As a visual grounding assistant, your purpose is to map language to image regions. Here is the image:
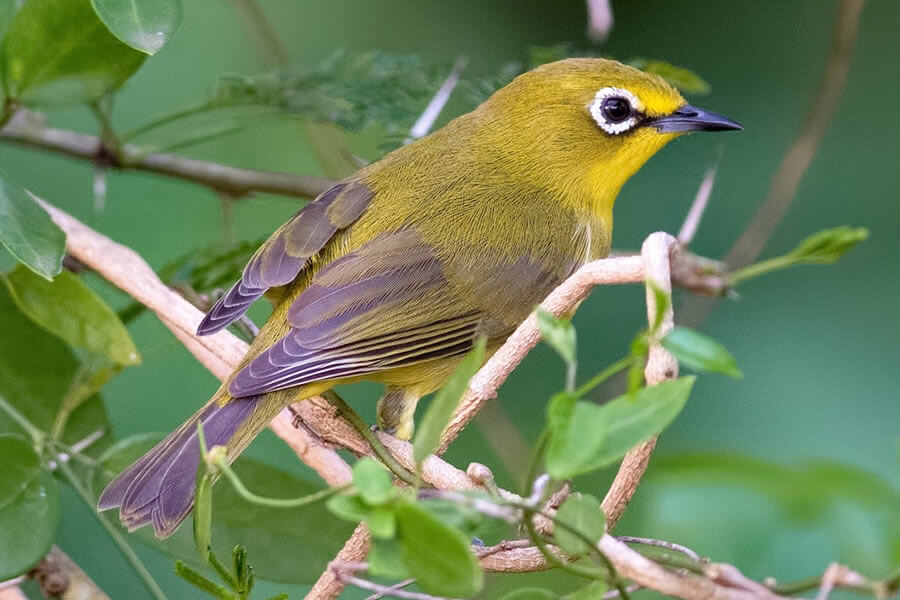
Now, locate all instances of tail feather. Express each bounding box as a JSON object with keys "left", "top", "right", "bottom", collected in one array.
[{"left": 98, "top": 397, "right": 257, "bottom": 538}]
